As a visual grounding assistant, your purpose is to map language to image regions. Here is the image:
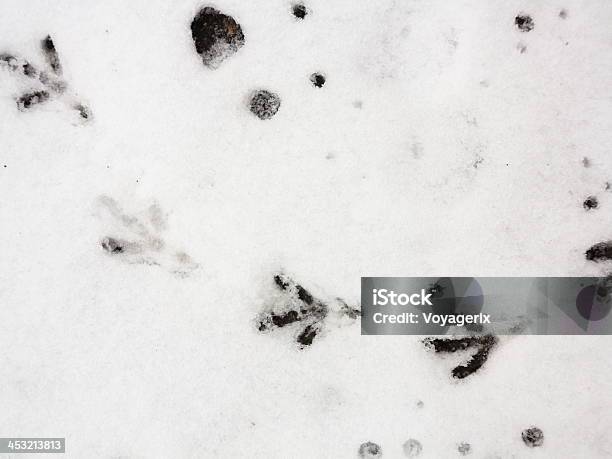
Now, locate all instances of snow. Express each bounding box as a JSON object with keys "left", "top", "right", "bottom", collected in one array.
[{"left": 0, "top": 0, "right": 611, "bottom": 457}]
